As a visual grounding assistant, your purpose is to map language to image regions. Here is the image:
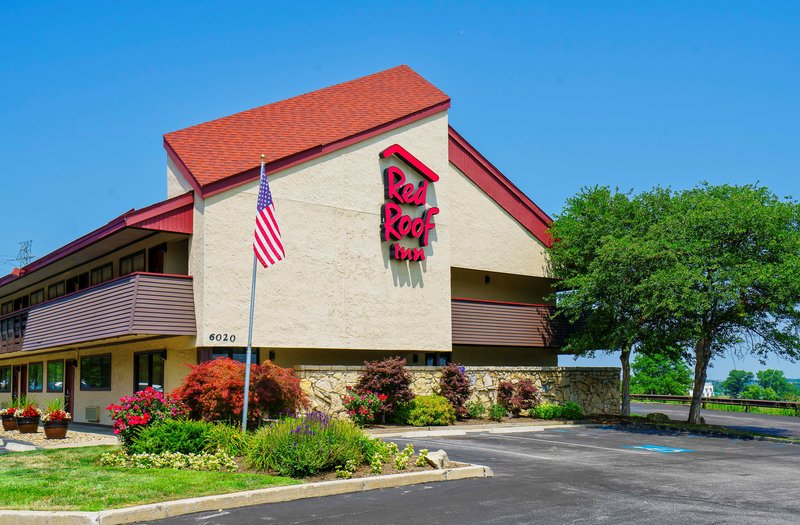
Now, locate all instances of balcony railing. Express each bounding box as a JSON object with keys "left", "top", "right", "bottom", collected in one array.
[
  {"left": 0, "top": 272, "right": 196, "bottom": 354},
  {"left": 451, "top": 298, "right": 567, "bottom": 348}
]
